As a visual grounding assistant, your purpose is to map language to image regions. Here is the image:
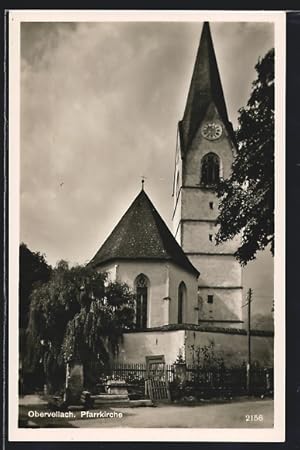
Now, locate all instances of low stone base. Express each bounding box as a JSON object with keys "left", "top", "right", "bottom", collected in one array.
[
  {"left": 92, "top": 394, "right": 129, "bottom": 402},
  {"left": 105, "top": 380, "right": 129, "bottom": 396}
]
